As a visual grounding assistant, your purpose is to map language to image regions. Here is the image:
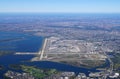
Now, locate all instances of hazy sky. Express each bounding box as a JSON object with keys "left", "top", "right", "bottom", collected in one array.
[{"left": 0, "top": 0, "right": 120, "bottom": 13}]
